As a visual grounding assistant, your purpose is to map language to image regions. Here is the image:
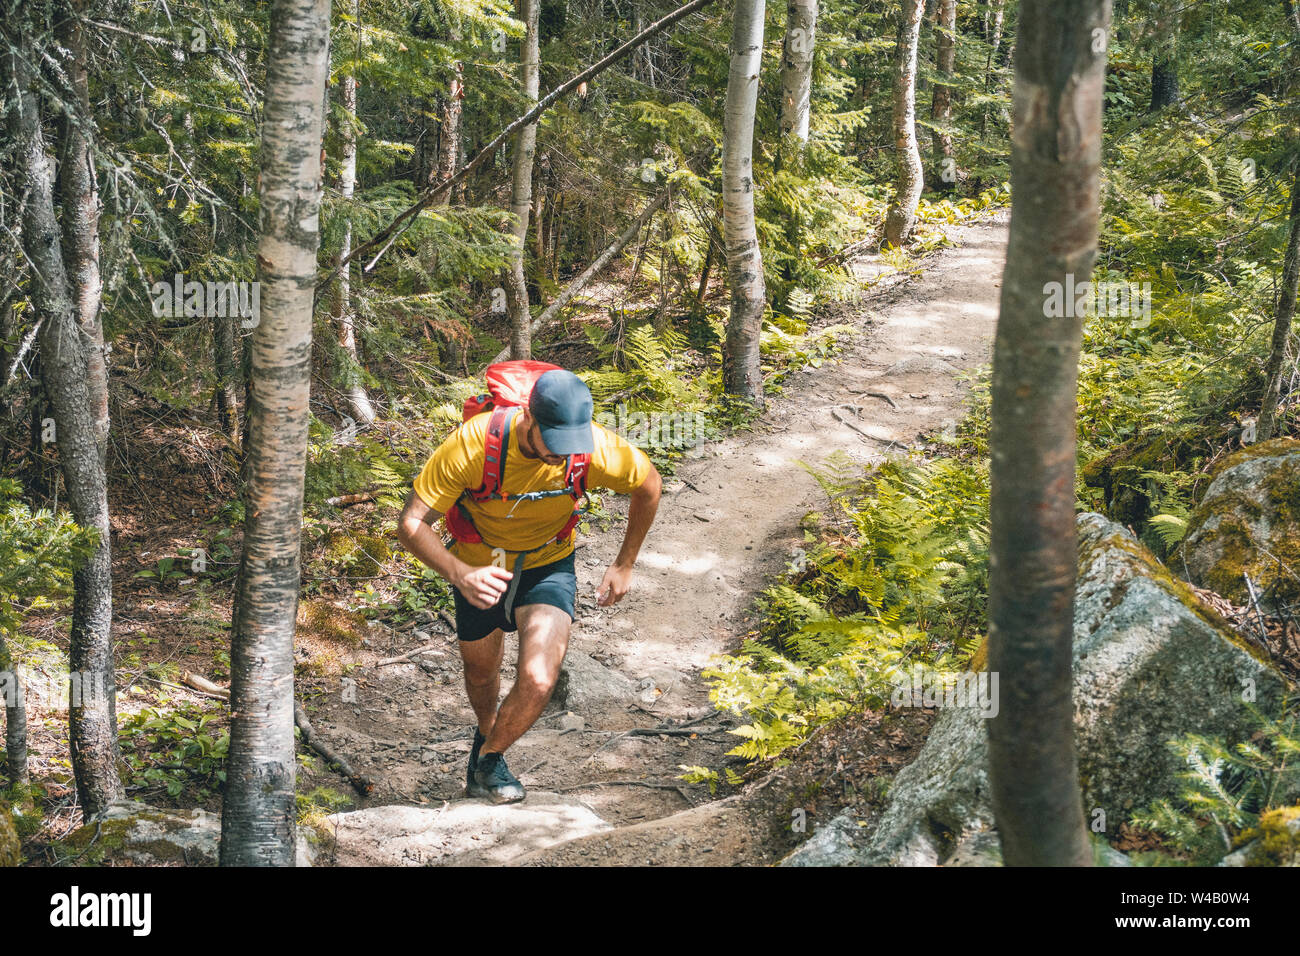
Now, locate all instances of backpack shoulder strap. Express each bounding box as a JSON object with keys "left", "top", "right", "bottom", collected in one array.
[
  {"left": 468, "top": 406, "right": 517, "bottom": 501},
  {"left": 564, "top": 453, "right": 590, "bottom": 499}
]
